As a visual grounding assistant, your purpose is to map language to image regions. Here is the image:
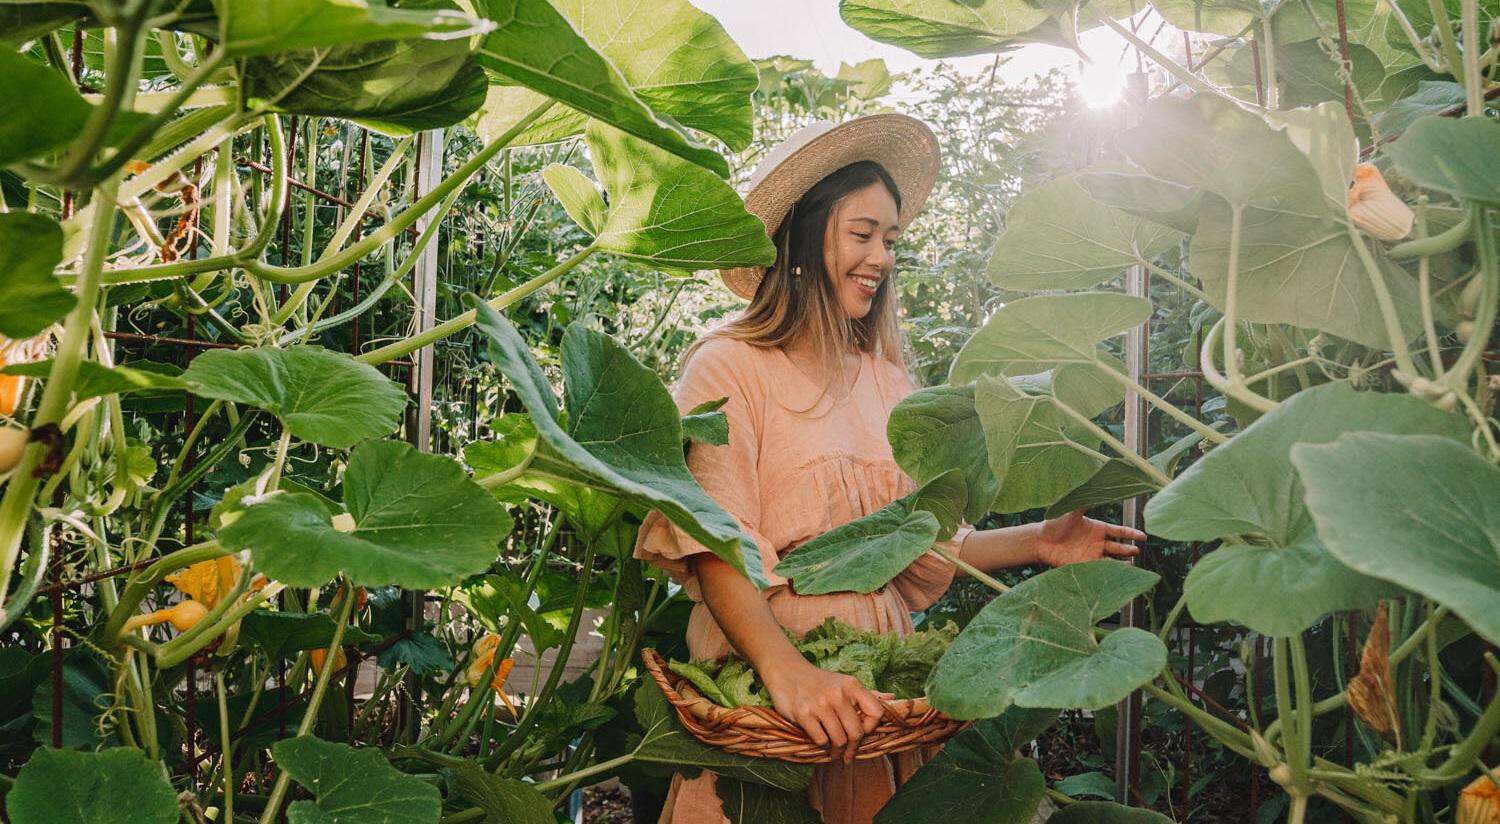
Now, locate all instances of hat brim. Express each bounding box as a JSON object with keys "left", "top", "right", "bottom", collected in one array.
[{"left": 720, "top": 114, "right": 941, "bottom": 301}]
